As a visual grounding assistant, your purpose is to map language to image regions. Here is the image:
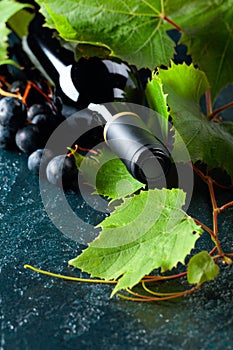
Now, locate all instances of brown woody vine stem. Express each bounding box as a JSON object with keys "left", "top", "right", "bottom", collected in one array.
[
  {"left": 212, "top": 179, "right": 233, "bottom": 190},
  {"left": 208, "top": 101, "right": 233, "bottom": 120},
  {"left": 209, "top": 246, "right": 218, "bottom": 256},
  {"left": 205, "top": 90, "right": 212, "bottom": 115},
  {"left": 117, "top": 284, "right": 202, "bottom": 302},
  {"left": 142, "top": 271, "right": 187, "bottom": 283},
  {"left": 207, "top": 176, "right": 225, "bottom": 256},
  {"left": 192, "top": 164, "right": 207, "bottom": 182},
  {"left": 191, "top": 164, "right": 233, "bottom": 190},
  {"left": 194, "top": 218, "right": 216, "bottom": 241},
  {"left": 219, "top": 201, "right": 233, "bottom": 212},
  {"left": 193, "top": 164, "right": 233, "bottom": 258}
]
